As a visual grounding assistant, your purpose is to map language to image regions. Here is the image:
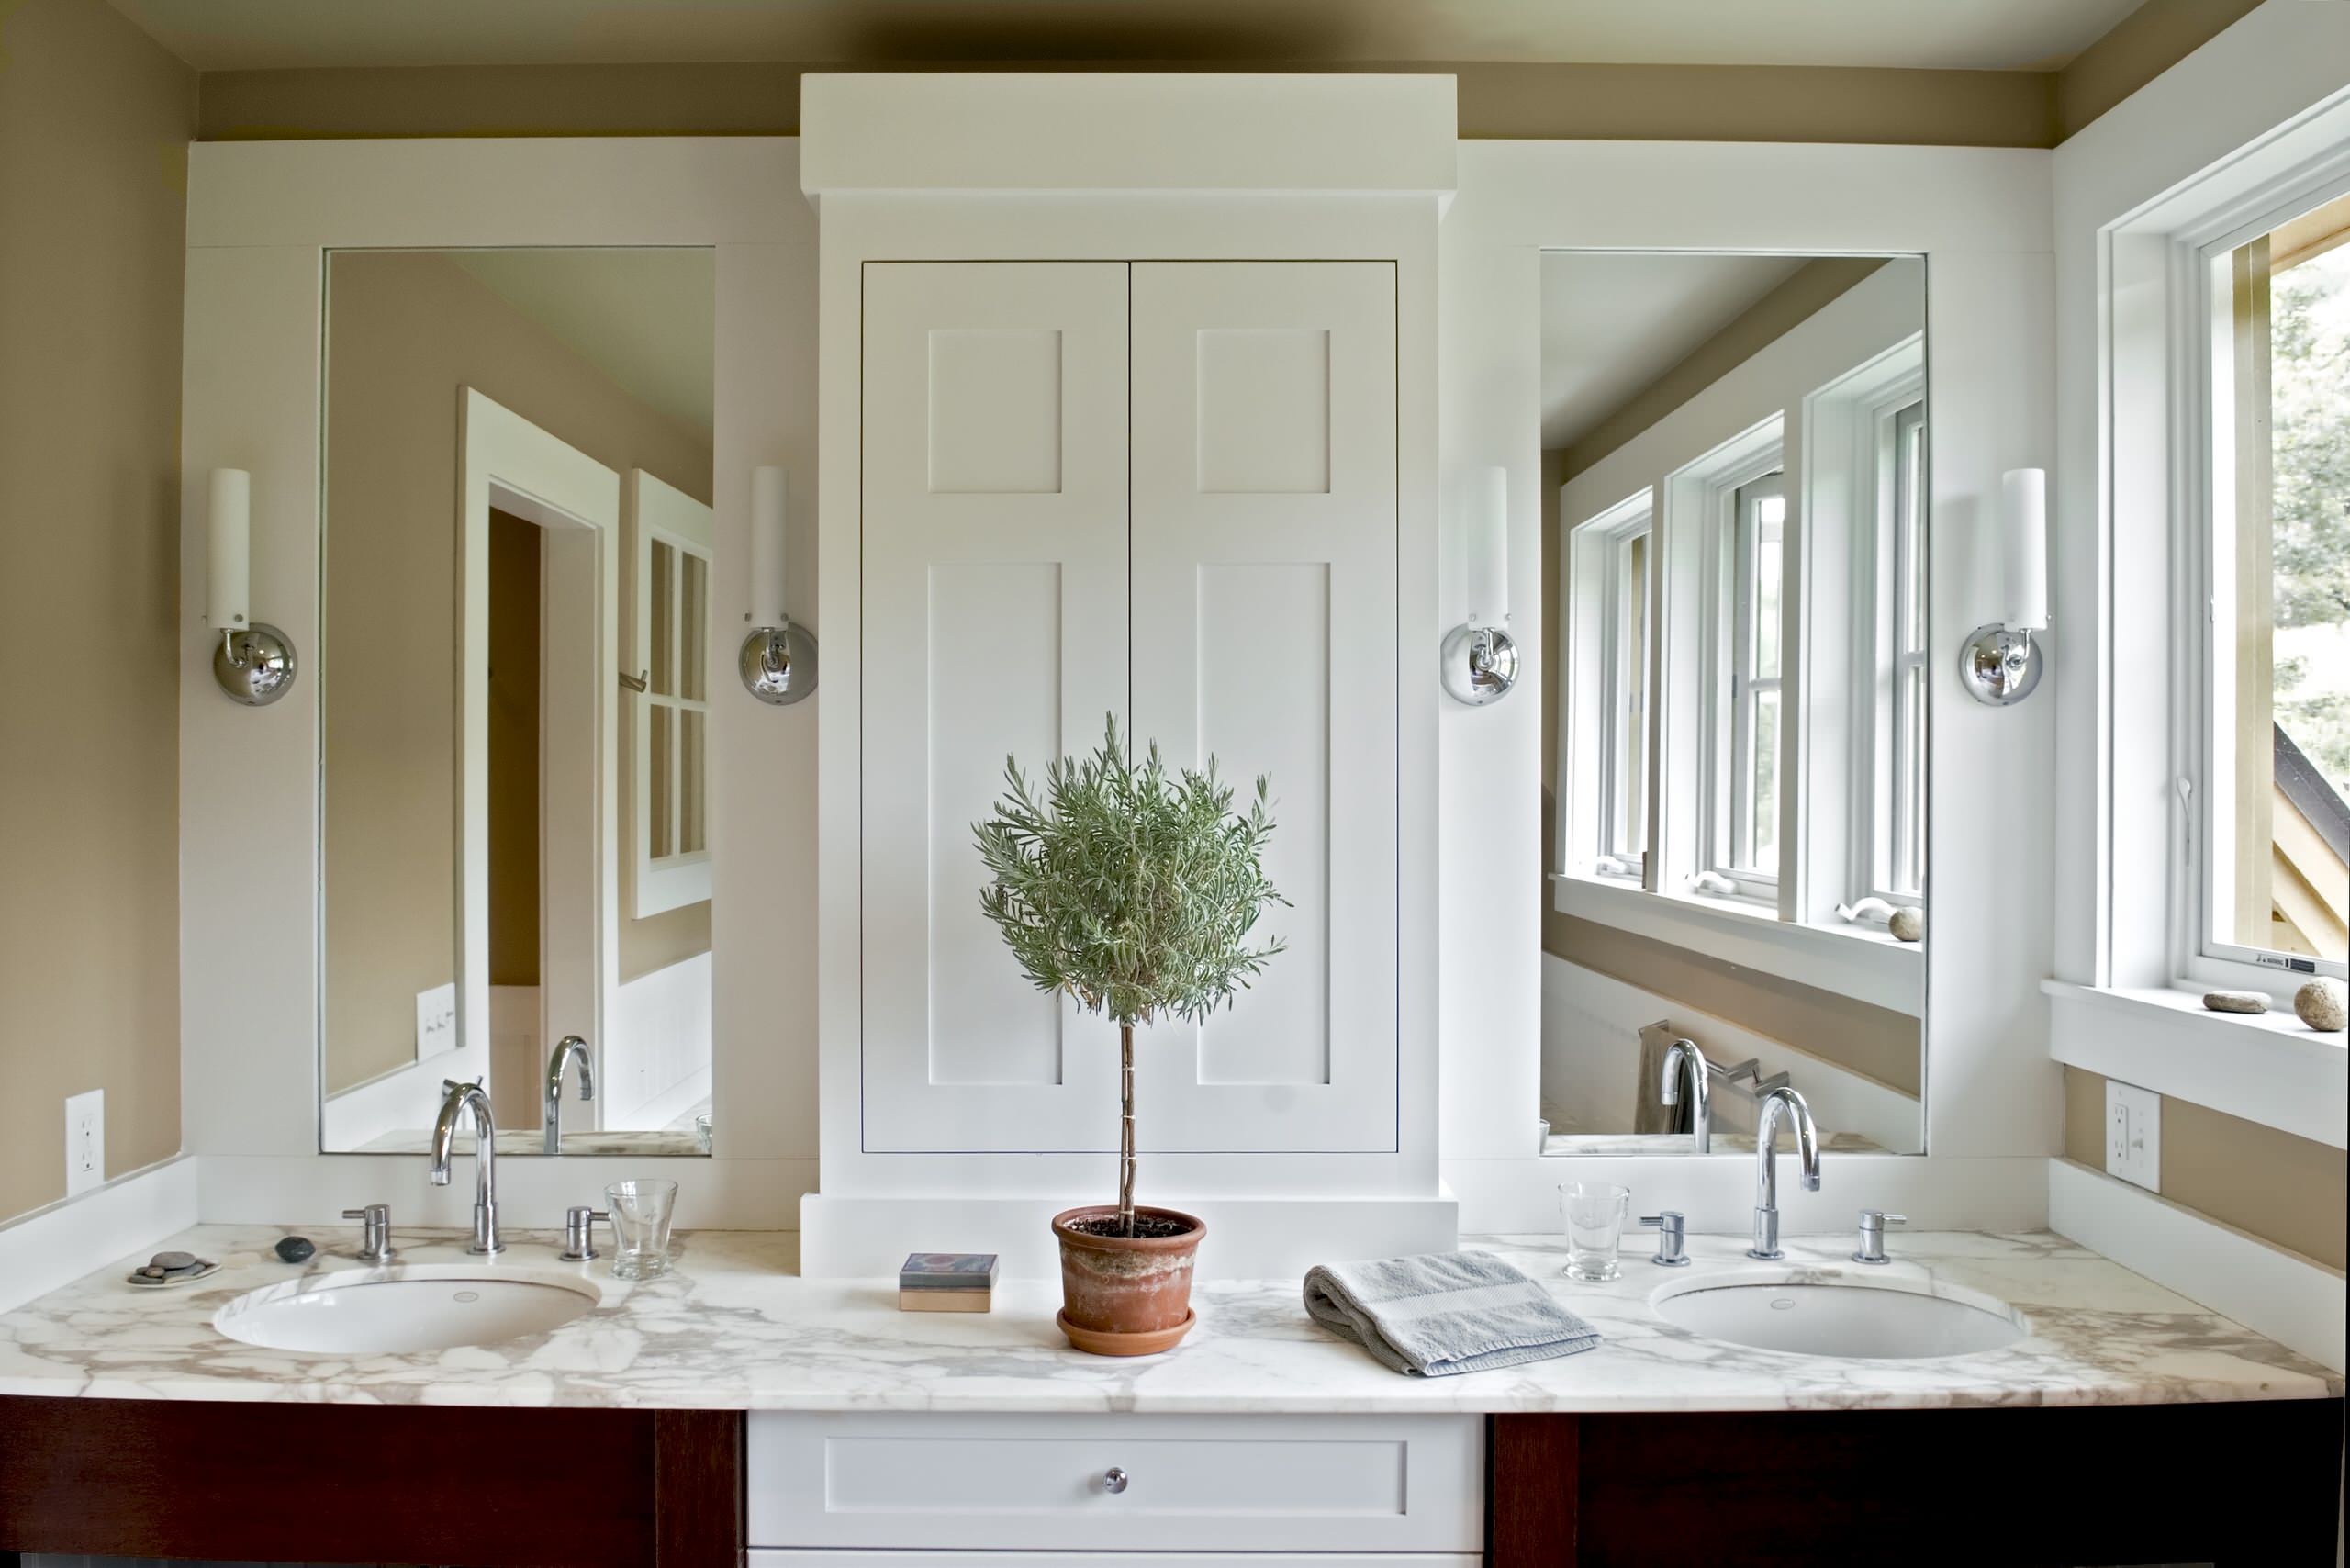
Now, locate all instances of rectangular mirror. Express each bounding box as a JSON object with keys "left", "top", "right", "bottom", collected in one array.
[
  {"left": 319, "top": 247, "right": 717, "bottom": 1156},
  {"left": 1541, "top": 252, "right": 1927, "bottom": 1156}
]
